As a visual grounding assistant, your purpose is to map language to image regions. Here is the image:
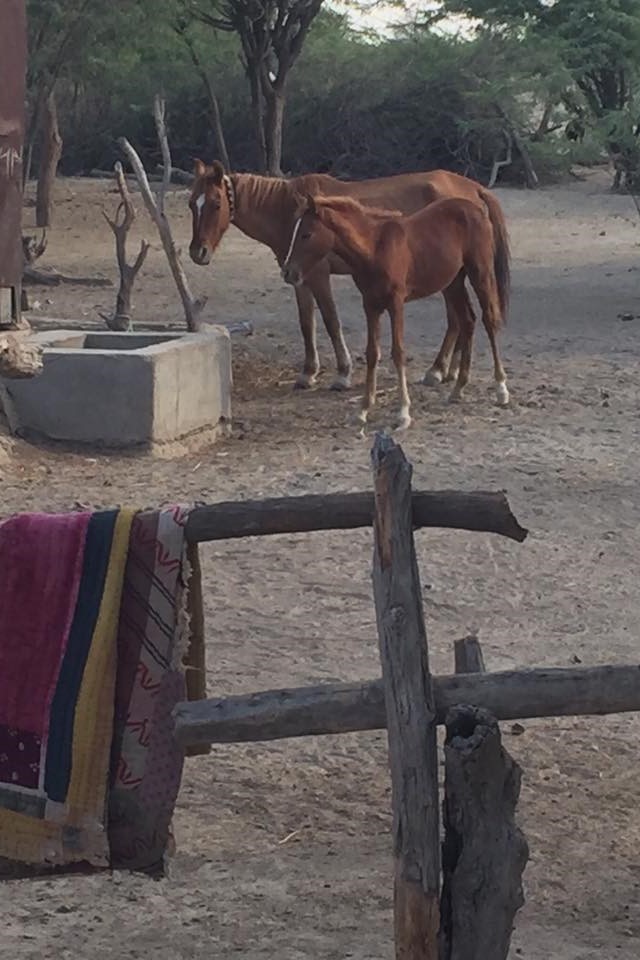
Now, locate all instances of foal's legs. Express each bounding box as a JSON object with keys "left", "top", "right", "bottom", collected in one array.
[
  {"left": 466, "top": 262, "right": 509, "bottom": 406},
  {"left": 306, "top": 260, "right": 353, "bottom": 391},
  {"left": 357, "top": 305, "right": 382, "bottom": 429},
  {"left": 293, "top": 283, "right": 320, "bottom": 388},
  {"left": 389, "top": 296, "right": 412, "bottom": 429}
]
